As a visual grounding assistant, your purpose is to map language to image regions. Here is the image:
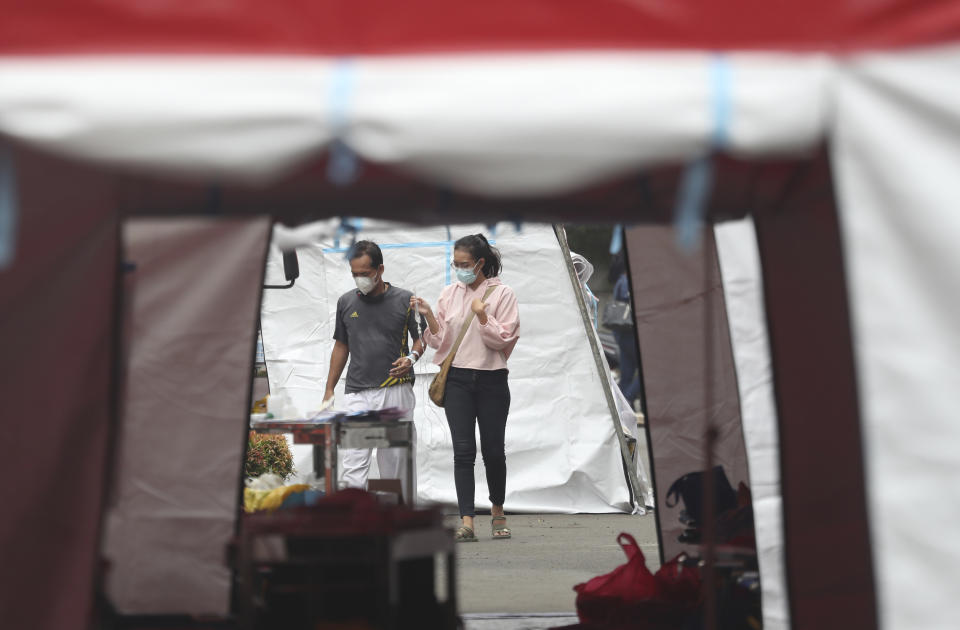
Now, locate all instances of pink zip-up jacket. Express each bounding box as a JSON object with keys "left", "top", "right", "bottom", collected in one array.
[{"left": 422, "top": 277, "right": 520, "bottom": 370}]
